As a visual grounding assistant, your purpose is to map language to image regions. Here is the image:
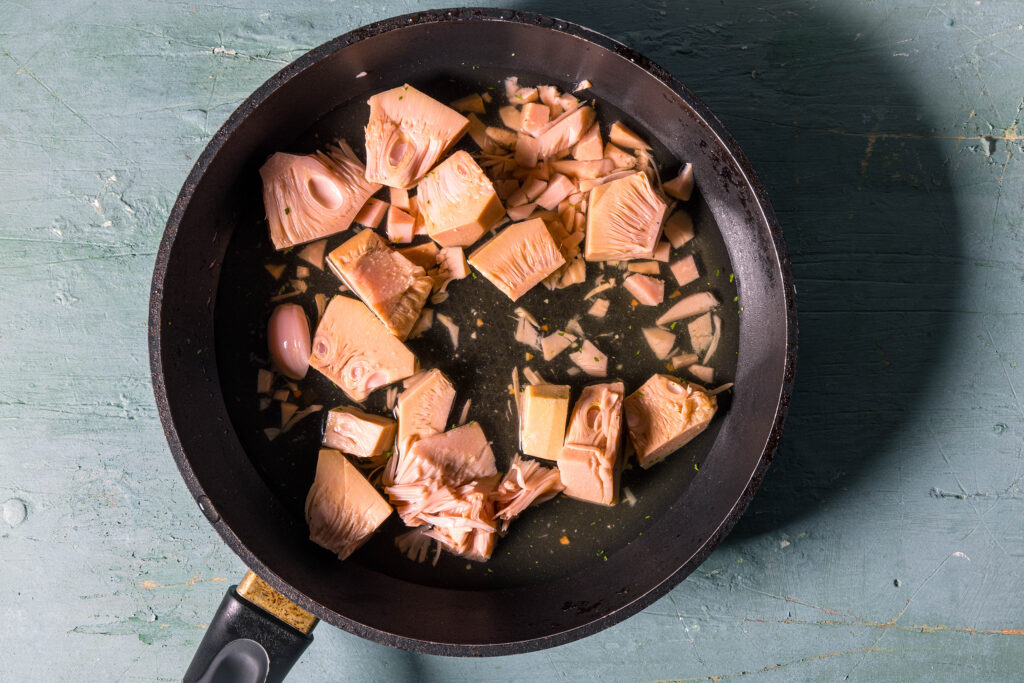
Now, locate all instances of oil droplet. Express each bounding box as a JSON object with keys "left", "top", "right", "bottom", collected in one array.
[
  {"left": 3, "top": 498, "right": 27, "bottom": 527},
  {"left": 994, "top": 423, "right": 1007, "bottom": 434}
]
